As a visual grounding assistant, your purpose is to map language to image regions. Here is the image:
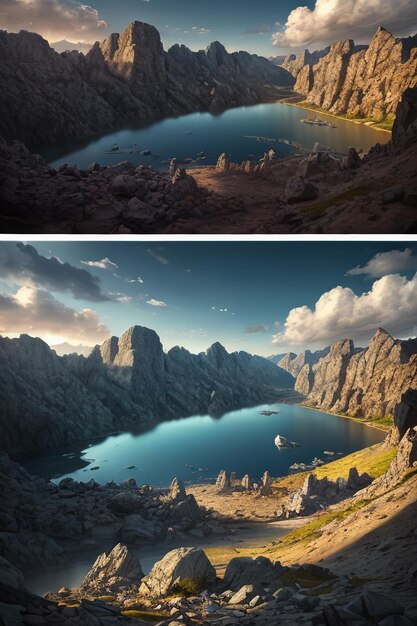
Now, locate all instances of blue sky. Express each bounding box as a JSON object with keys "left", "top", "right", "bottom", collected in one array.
[
  {"left": 4, "top": 0, "right": 417, "bottom": 57},
  {"left": 1, "top": 241, "right": 417, "bottom": 357}
]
